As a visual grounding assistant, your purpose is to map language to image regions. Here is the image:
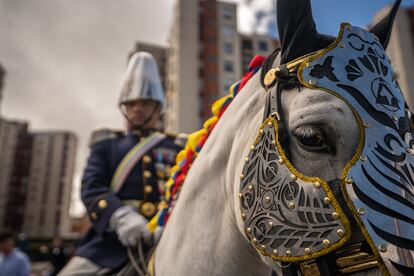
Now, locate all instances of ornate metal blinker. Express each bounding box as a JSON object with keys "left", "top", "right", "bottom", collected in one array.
[{"left": 239, "top": 114, "right": 349, "bottom": 262}]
